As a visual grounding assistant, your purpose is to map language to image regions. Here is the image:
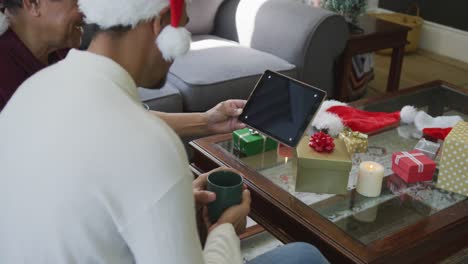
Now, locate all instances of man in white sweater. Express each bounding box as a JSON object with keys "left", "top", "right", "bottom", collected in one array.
[{"left": 0, "top": 0, "right": 328, "bottom": 263}]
